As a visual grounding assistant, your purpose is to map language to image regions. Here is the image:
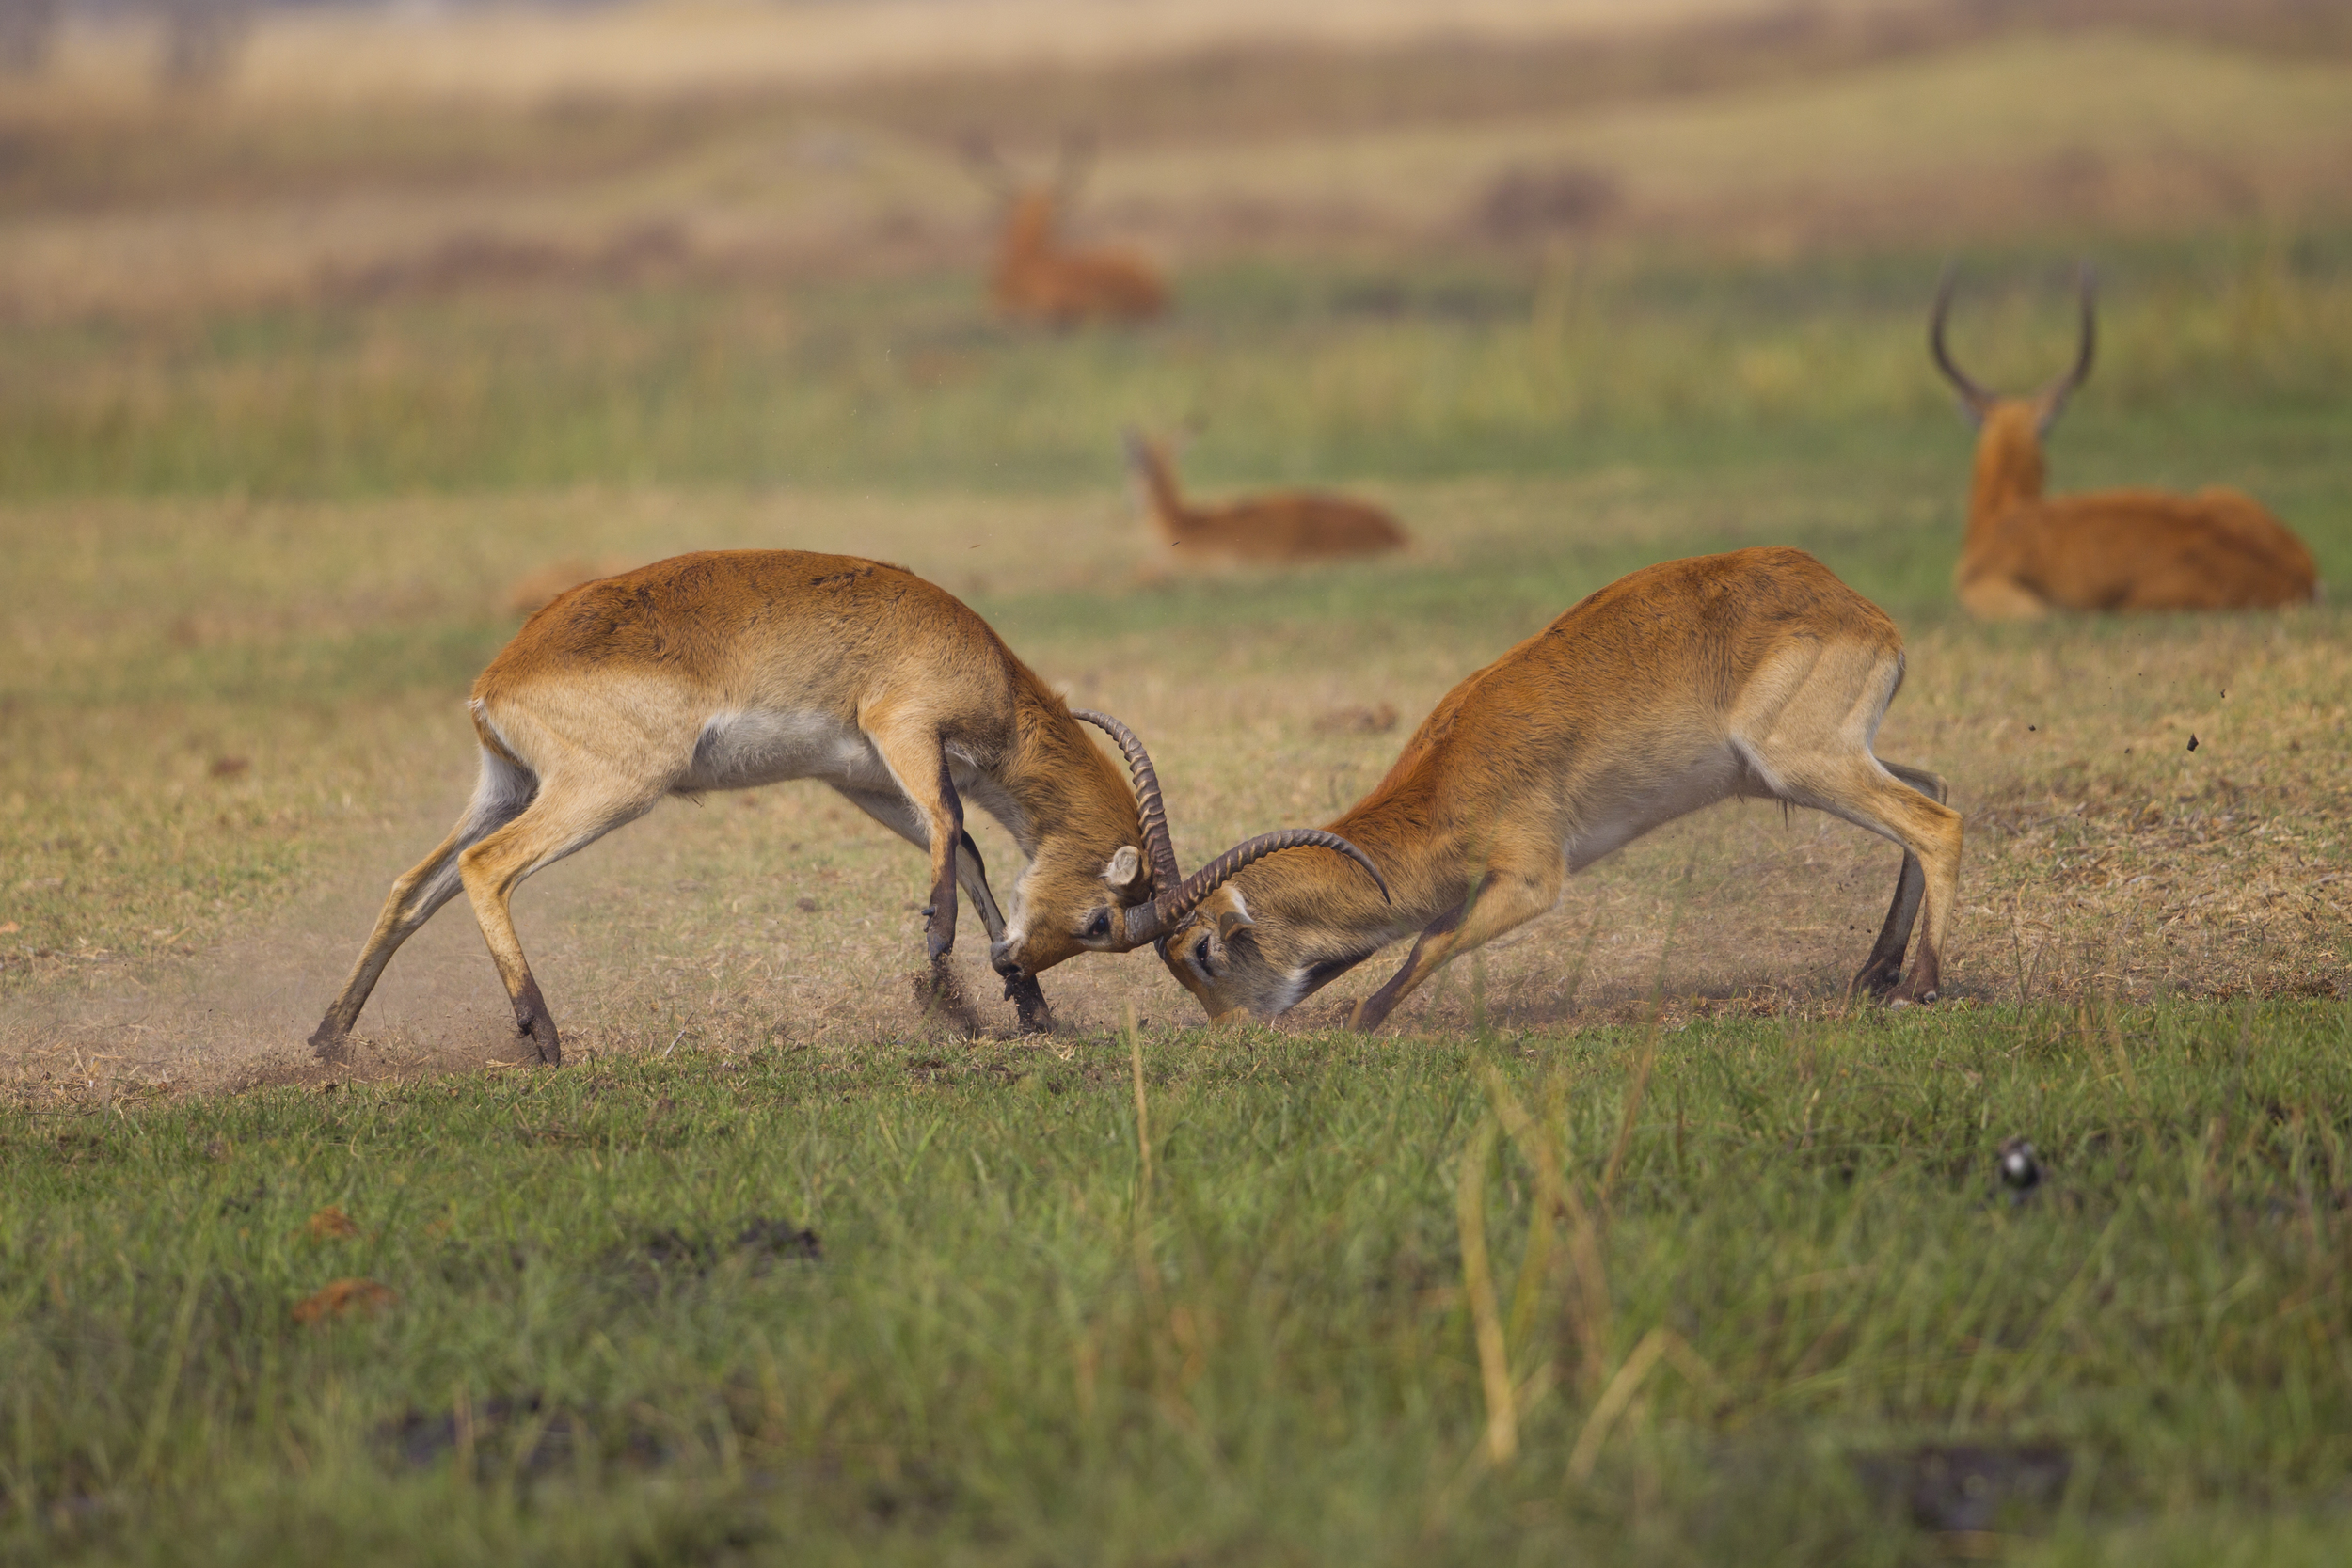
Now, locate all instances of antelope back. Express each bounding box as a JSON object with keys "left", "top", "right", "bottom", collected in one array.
[{"left": 473, "top": 551, "right": 1152, "bottom": 973}]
